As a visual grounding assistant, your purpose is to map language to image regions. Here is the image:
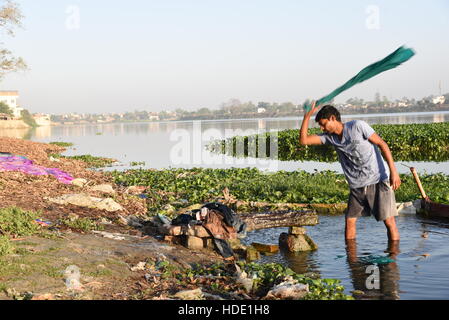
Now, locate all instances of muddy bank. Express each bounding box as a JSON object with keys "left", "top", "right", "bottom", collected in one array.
[{"left": 0, "top": 137, "right": 353, "bottom": 300}]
